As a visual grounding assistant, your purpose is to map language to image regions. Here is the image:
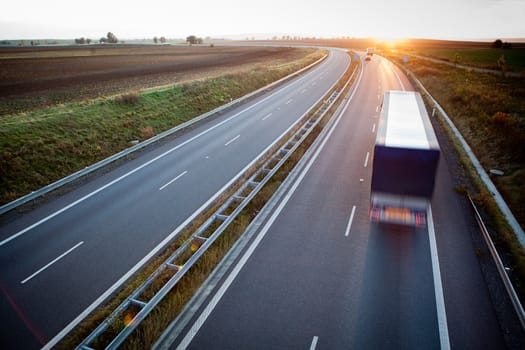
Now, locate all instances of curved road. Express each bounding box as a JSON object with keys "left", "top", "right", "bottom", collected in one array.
[
  {"left": 158, "top": 55, "right": 517, "bottom": 349},
  {"left": 0, "top": 48, "right": 350, "bottom": 349}
]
